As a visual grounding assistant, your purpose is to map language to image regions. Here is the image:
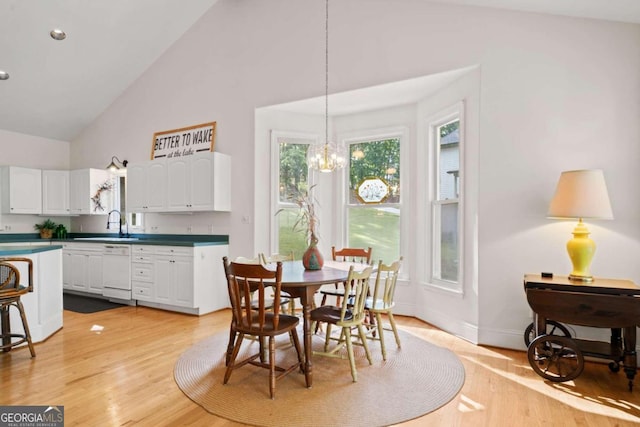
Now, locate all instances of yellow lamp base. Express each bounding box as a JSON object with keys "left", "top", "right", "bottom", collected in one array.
[{"left": 566, "top": 219, "right": 596, "bottom": 283}]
